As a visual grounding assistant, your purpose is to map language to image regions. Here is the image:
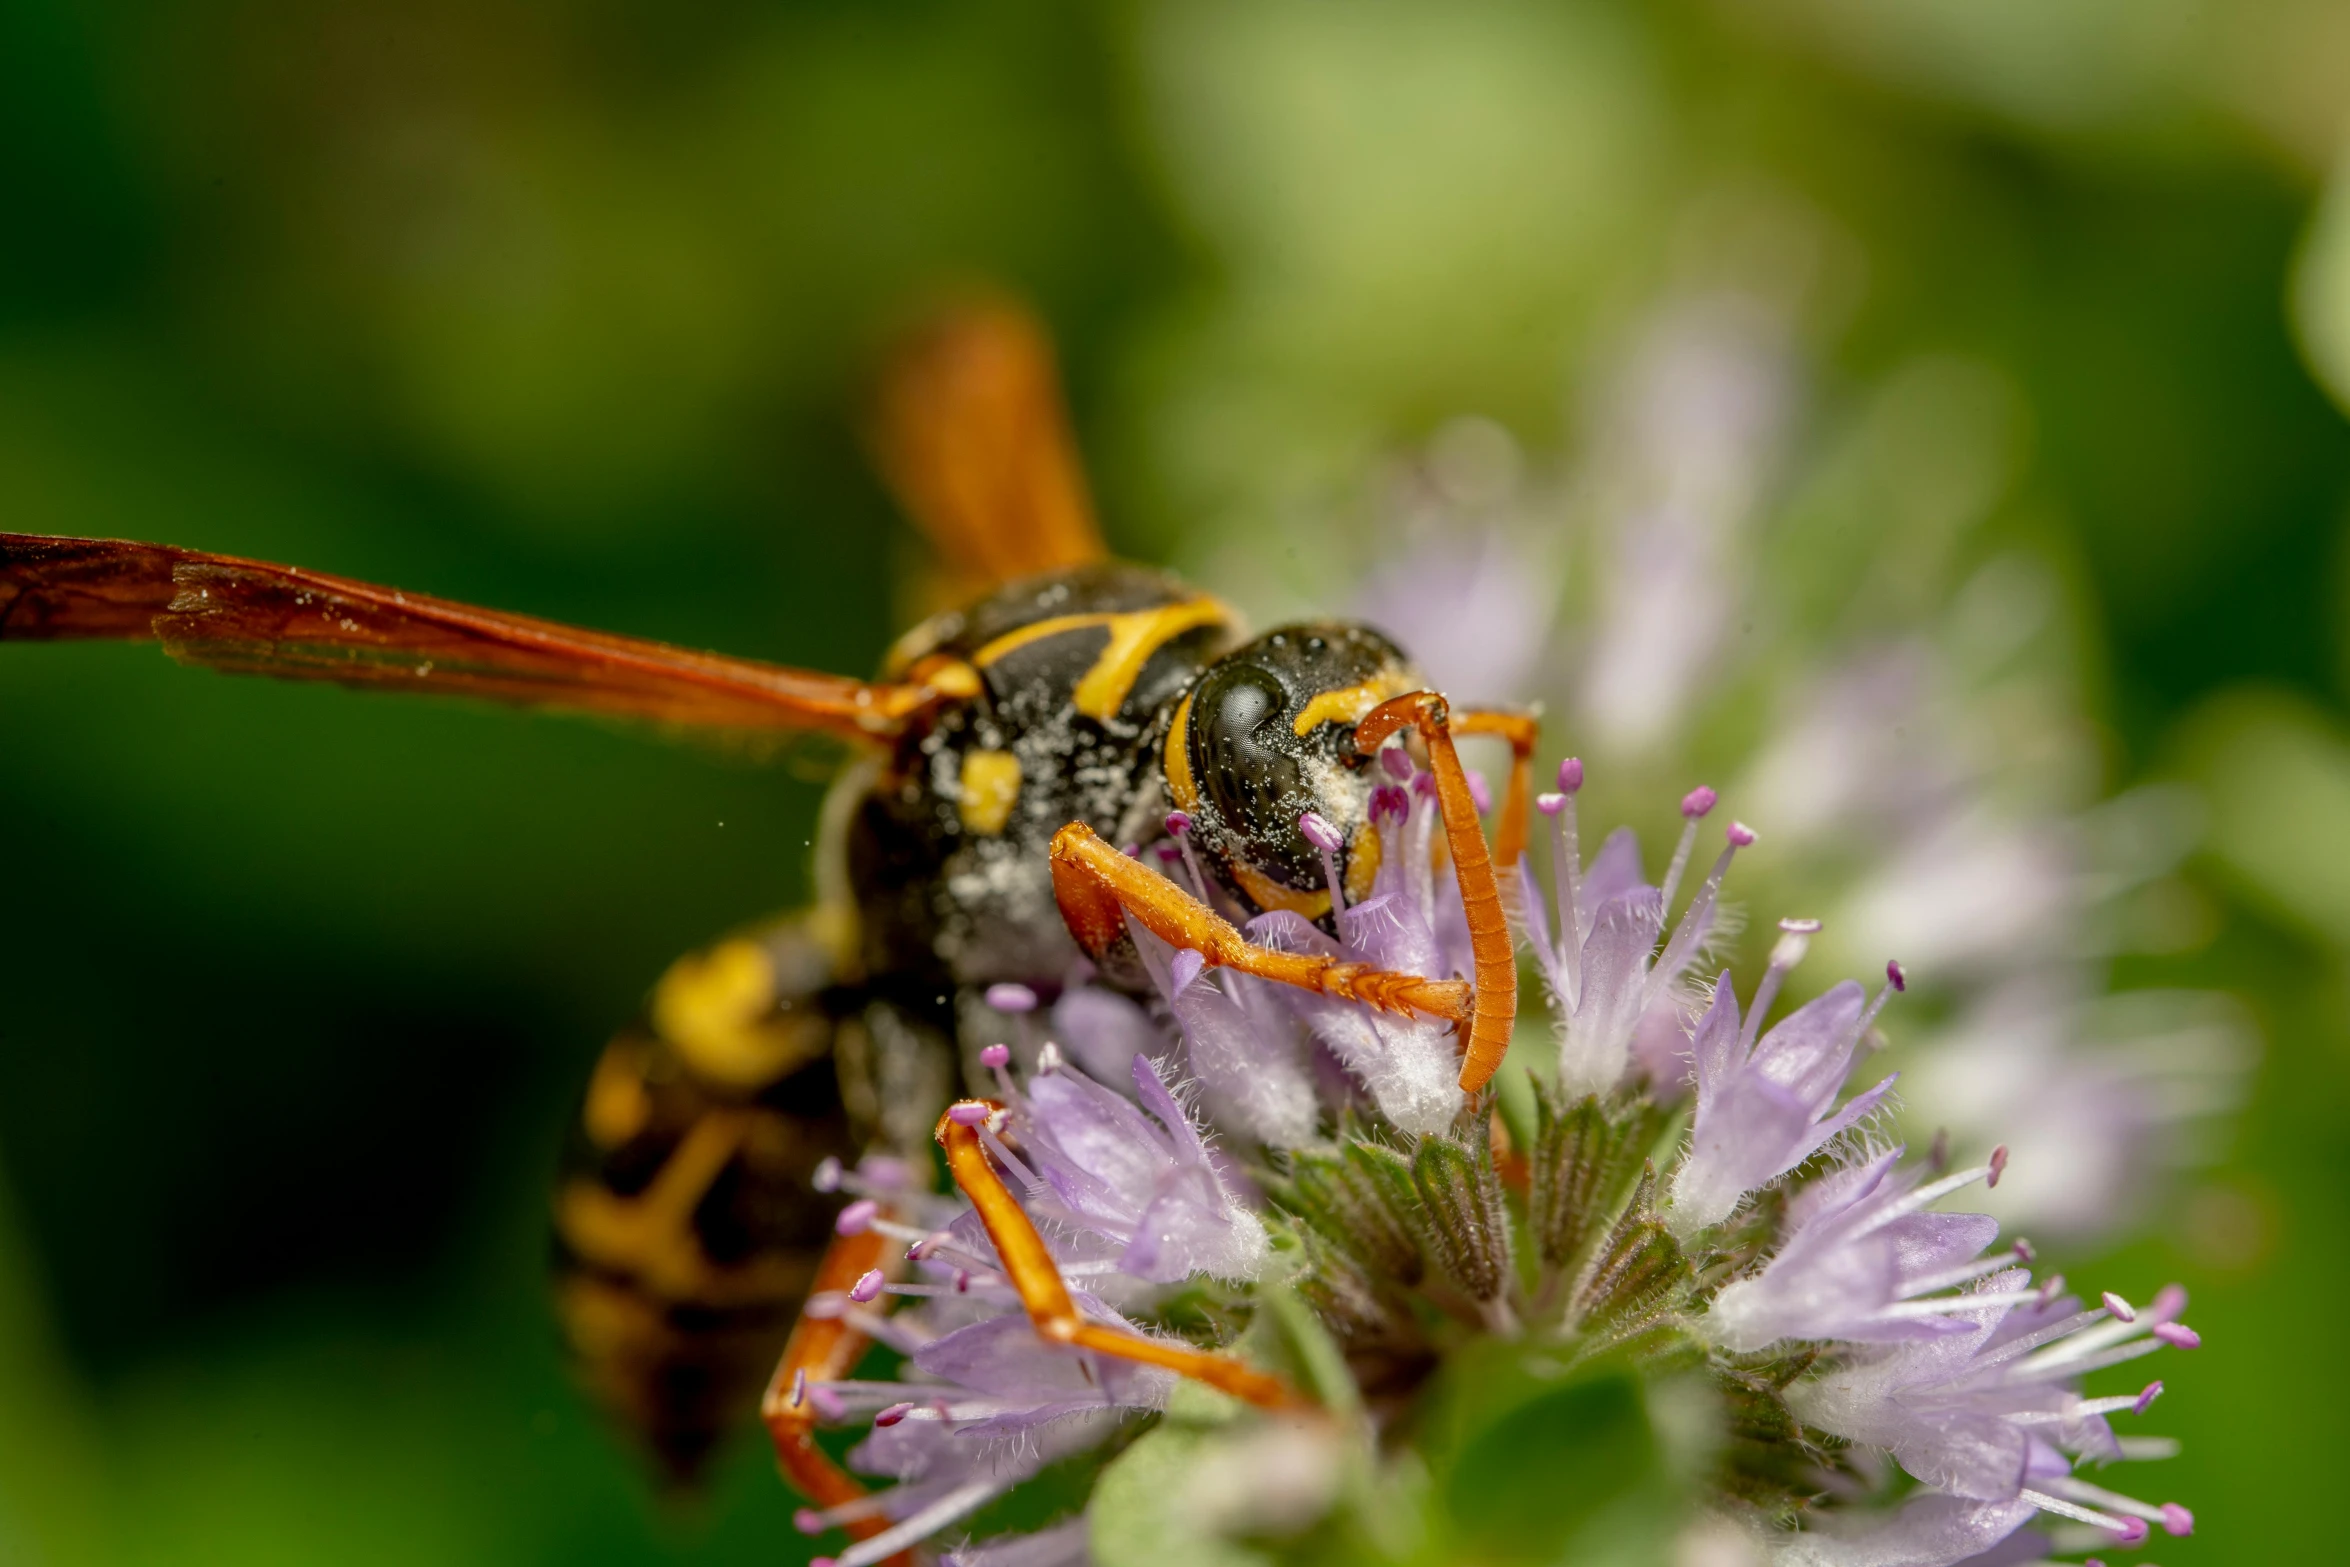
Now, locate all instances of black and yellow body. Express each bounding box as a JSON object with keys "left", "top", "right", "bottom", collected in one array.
[
  {"left": 552, "top": 560, "right": 1249, "bottom": 1483},
  {"left": 547, "top": 558, "right": 1449, "bottom": 1483}
]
